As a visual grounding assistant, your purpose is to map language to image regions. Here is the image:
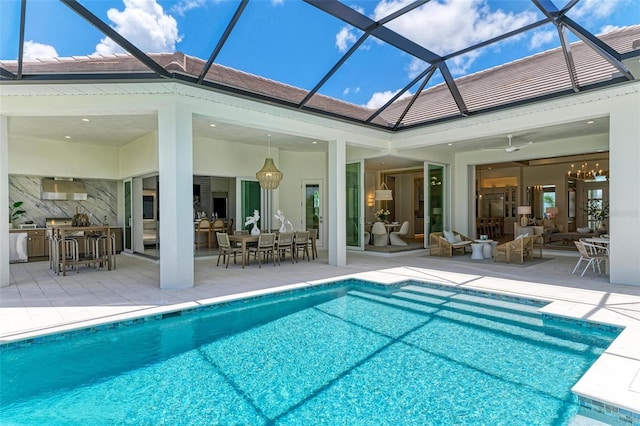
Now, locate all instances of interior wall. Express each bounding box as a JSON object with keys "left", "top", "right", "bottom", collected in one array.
[
  {"left": 119, "top": 132, "right": 157, "bottom": 179},
  {"left": 278, "top": 150, "right": 327, "bottom": 234}
]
